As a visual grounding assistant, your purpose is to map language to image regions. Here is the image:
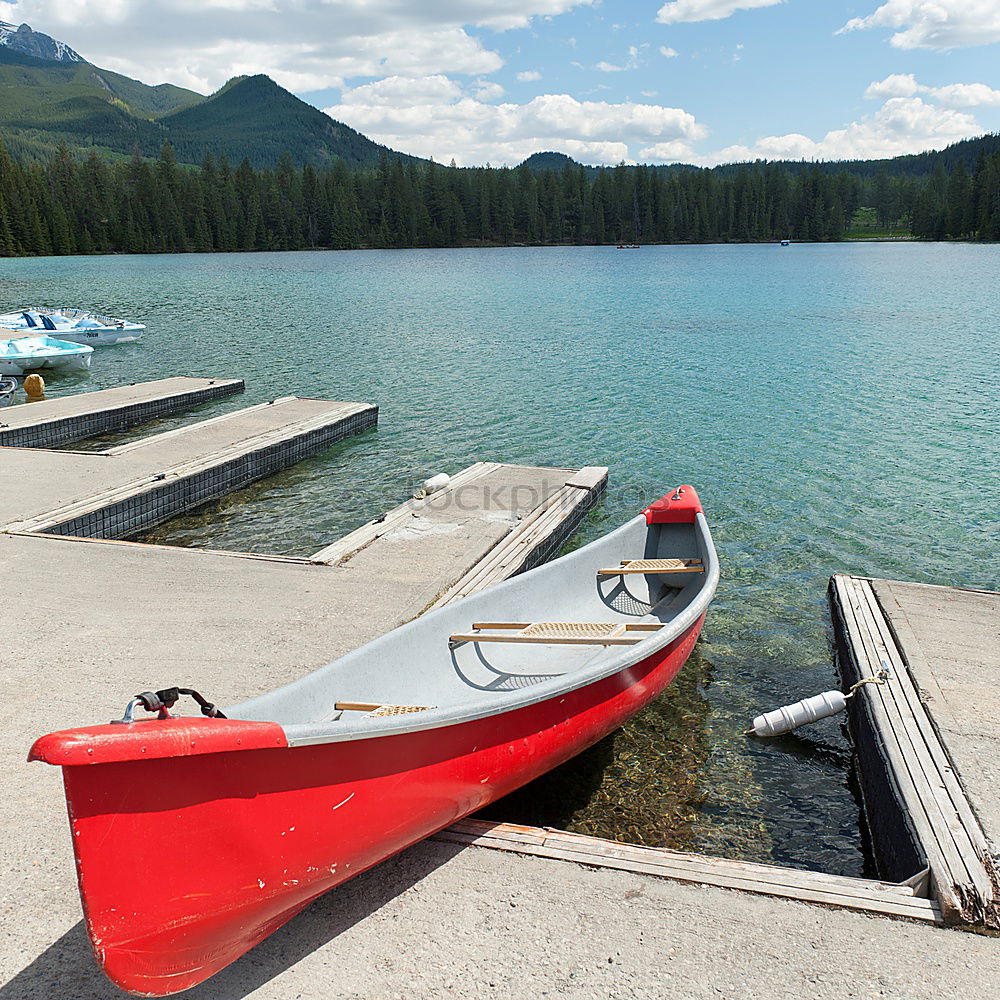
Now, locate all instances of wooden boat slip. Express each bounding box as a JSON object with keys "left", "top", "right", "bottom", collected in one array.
[{"left": 434, "top": 819, "right": 943, "bottom": 925}]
